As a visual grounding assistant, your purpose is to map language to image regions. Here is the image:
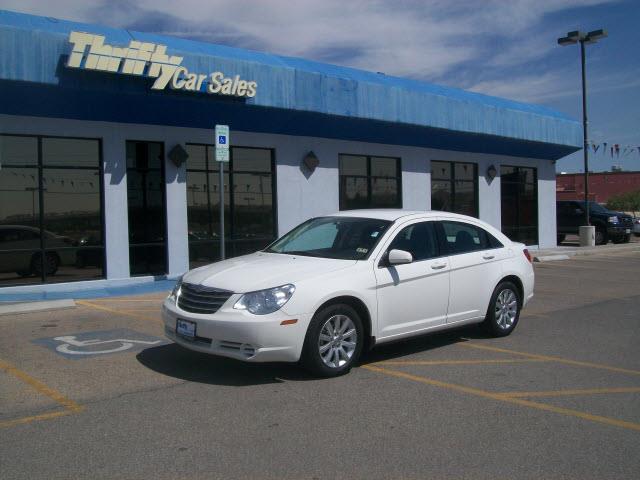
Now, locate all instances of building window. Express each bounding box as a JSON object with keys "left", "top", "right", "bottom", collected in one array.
[
  {"left": 501, "top": 166, "right": 538, "bottom": 245},
  {"left": 339, "top": 155, "right": 401, "bottom": 210},
  {"left": 431, "top": 161, "right": 478, "bottom": 217},
  {"left": 186, "top": 145, "right": 276, "bottom": 269},
  {"left": 0, "top": 134, "right": 104, "bottom": 287},
  {"left": 126, "top": 141, "right": 167, "bottom": 276}
]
